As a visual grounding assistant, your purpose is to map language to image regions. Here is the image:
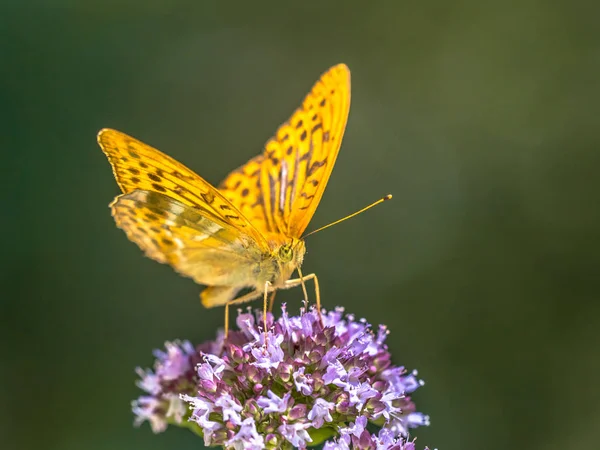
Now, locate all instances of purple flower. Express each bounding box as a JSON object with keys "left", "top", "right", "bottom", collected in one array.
[
  {"left": 135, "top": 368, "right": 161, "bottom": 395},
  {"left": 131, "top": 396, "right": 166, "bottom": 433},
  {"left": 227, "top": 418, "right": 264, "bottom": 450},
  {"left": 308, "top": 398, "right": 335, "bottom": 428},
  {"left": 278, "top": 422, "right": 313, "bottom": 448},
  {"left": 248, "top": 332, "right": 284, "bottom": 371},
  {"left": 154, "top": 340, "right": 195, "bottom": 380},
  {"left": 132, "top": 305, "right": 430, "bottom": 449},
  {"left": 257, "top": 390, "right": 291, "bottom": 414},
  {"left": 131, "top": 340, "right": 199, "bottom": 433},
  {"left": 293, "top": 366, "right": 314, "bottom": 395},
  {"left": 214, "top": 393, "right": 243, "bottom": 425}
]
